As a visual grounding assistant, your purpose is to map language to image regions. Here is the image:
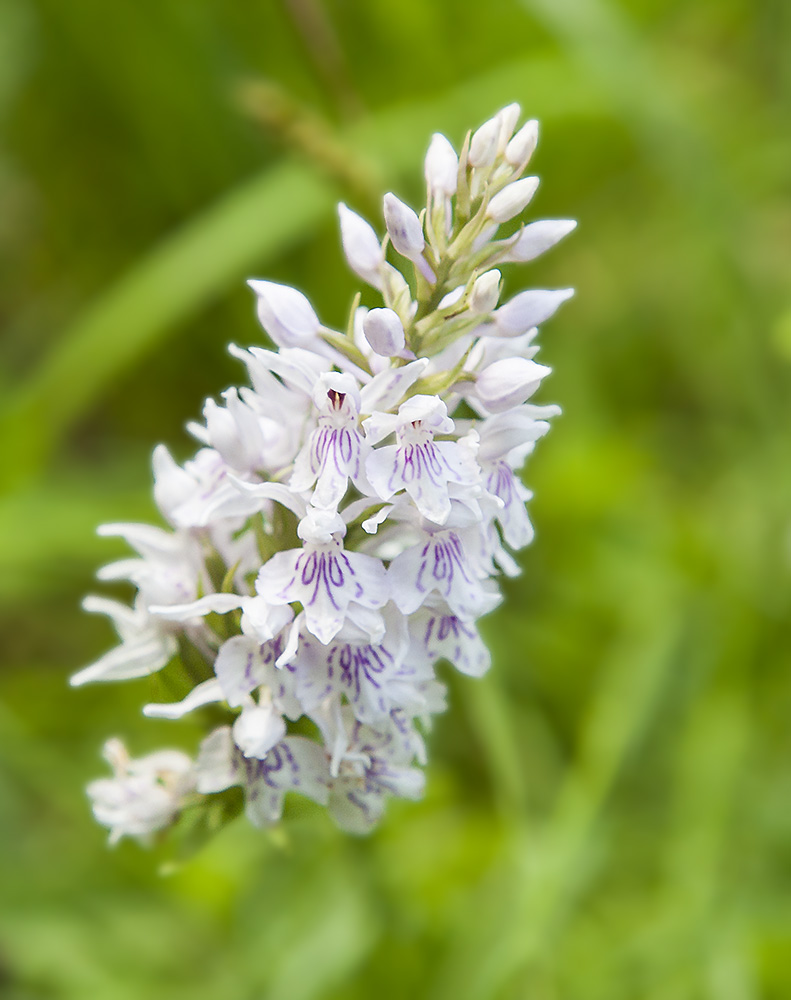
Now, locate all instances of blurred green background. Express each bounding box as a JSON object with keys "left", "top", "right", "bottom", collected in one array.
[{"left": 1, "top": 0, "right": 790, "bottom": 997}]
